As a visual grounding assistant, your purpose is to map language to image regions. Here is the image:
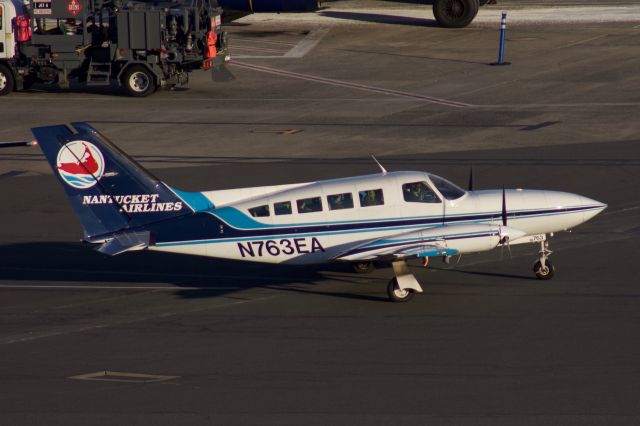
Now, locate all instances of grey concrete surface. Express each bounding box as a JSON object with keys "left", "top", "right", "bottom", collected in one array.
[{"left": 1, "top": 13, "right": 639, "bottom": 426}]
